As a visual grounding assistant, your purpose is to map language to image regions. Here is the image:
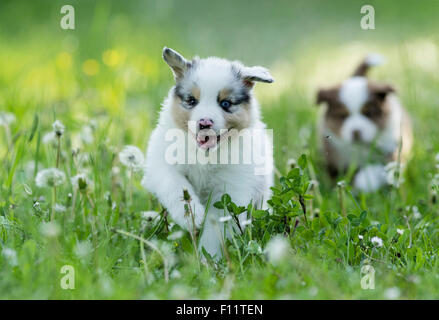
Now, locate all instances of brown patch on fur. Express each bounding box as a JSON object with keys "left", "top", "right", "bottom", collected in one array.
[
  {"left": 218, "top": 88, "right": 232, "bottom": 102},
  {"left": 360, "top": 99, "right": 389, "bottom": 129},
  {"left": 224, "top": 101, "right": 252, "bottom": 131},
  {"left": 316, "top": 87, "right": 339, "bottom": 105},
  {"left": 191, "top": 87, "right": 200, "bottom": 101},
  {"left": 361, "top": 82, "right": 394, "bottom": 129},
  {"left": 171, "top": 96, "right": 190, "bottom": 131},
  {"left": 323, "top": 102, "right": 349, "bottom": 137},
  {"left": 317, "top": 86, "right": 348, "bottom": 138}
]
